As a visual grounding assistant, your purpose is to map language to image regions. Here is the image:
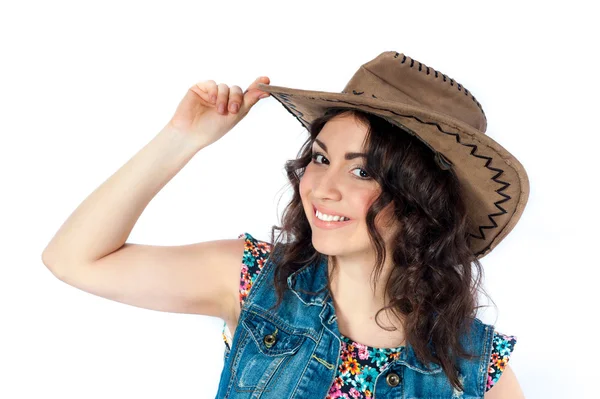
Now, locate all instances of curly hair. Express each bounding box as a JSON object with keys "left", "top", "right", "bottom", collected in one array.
[{"left": 266, "top": 107, "right": 495, "bottom": 391}]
